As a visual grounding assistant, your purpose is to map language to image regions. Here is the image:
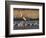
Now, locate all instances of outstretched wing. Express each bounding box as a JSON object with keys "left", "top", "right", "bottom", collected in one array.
[{"left": 23, "top": 17, "right": 26, "bottom": 21}]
